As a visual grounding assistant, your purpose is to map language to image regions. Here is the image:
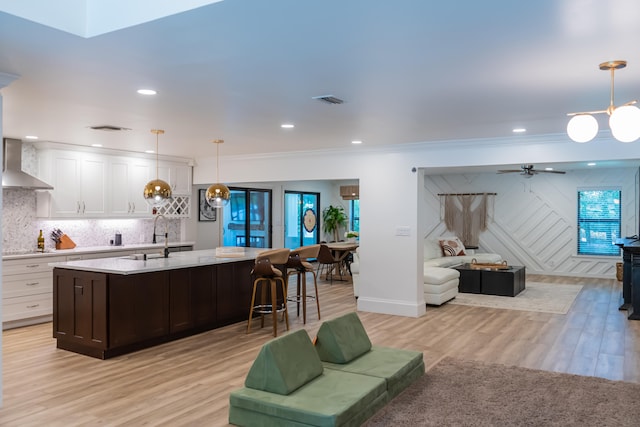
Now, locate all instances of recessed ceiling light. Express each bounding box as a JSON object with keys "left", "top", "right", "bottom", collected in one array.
[
  {"left": 512, "top": 128, "right": 526, "bottom": 133},
  {"left": 145, "top": 150, "right": 155, "bottom": 154},
  {"left": 544, "top": 167, "right": 554, "bottom": 171},
  {"left": 351, "top": 140, "right": 363, "bottom": 144},
  {"left": 587, "top": 162, "right": 596, "bottom": 166},
  {"left": 91, "top": 144, "right": 103, "bottom": 148},
  {"left": 25, "top": 135, "right": 38, "bottom": 140},
  {"left": 137, "top": 89, "right": 157, "bottom": 95},
  {"left": 281, "top": 124, "right": 294, "bottom": 129}
]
